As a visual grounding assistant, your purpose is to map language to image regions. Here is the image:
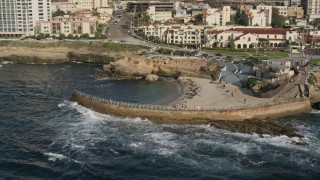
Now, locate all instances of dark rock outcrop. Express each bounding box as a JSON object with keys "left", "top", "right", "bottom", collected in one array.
[
  {"left": 67, "top": 52, "right": 115, "bottom": 64},
  {"left": 209, "top": 119, "right": 303, "bottom": 138},
  {"left": 1, "top": 55, "right": 68, "bottom": 64}
]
